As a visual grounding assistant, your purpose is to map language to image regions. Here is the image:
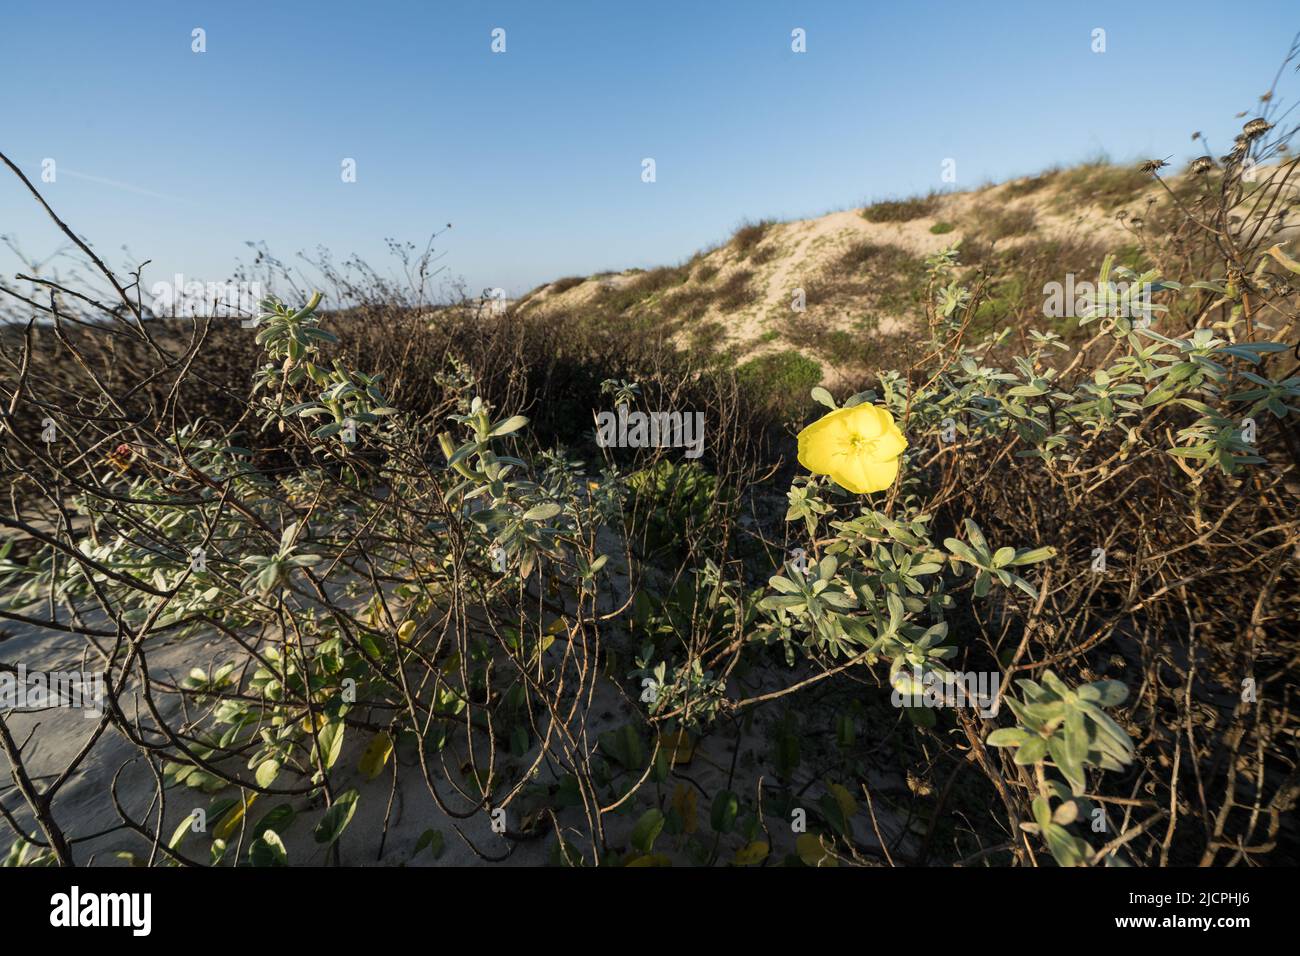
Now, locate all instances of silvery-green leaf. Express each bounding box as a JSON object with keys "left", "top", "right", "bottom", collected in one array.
[
  {"left": 810, "top": 386, "right": 836, "bottom": 409},
  {"left": 986, "top": 728, "right": 1029, "bottom": 748},
  {"left": 1010, "top": 546, "right": 1055, "bottom": 566},
  {"left": 489, "top": 415, "right": 529, "bottom": 438},
  {"left": 1014, "top": 736, "right": 1048, "bottom": 765},
  {"left": 523, "top": 502, "right": 562, "bottom": 521}
]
